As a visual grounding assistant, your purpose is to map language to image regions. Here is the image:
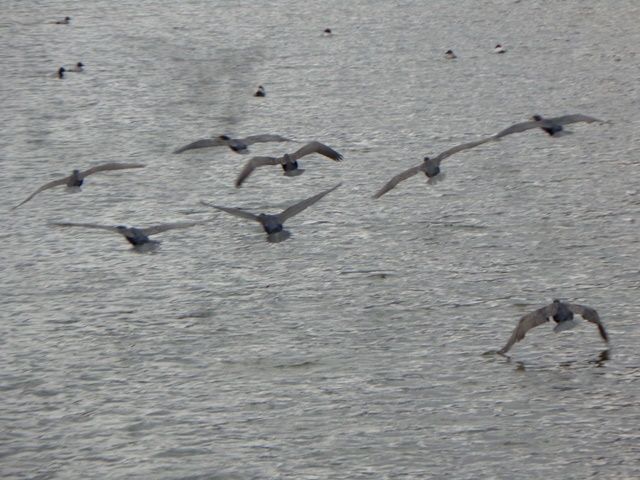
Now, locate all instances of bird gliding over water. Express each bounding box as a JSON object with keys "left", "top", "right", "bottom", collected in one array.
[
  {"left": 498, "top": 300, "right": 609, "bottom": 355},
  {"left": 373, "top": 137, "right": 494, "bottom": 198},
  {"left": 202, "top": 183, "right": 341, "bottom": 242},
  {"left": 493, "top": 114, "right": 605, "bottom": 139},
  {"left": 173, "top": 134, "right": 290, "bottom": 154},
  {"left": 12, "top": 162, "right": 146, "bottom": 210},
  {"left": 50, "top": 220, "right": 211, "bottom": 250},
  {"left": 235, "top": 141, "right": 343, "bottom": 187}
]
